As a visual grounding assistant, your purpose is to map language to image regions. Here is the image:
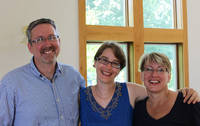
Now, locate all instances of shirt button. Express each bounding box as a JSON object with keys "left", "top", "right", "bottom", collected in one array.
[
  {"left": 60, "top": 115, "right": 64, "bottom": 120},
  {"left": 56, "top": 98, "right": 60, "bottom": 102}
]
